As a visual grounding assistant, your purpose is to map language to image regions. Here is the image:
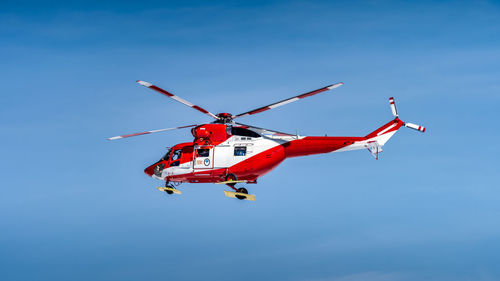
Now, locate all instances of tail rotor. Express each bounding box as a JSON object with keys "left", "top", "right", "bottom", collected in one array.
[{"left": 389, "top": 97, "right": 426, "bottom": 133}]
